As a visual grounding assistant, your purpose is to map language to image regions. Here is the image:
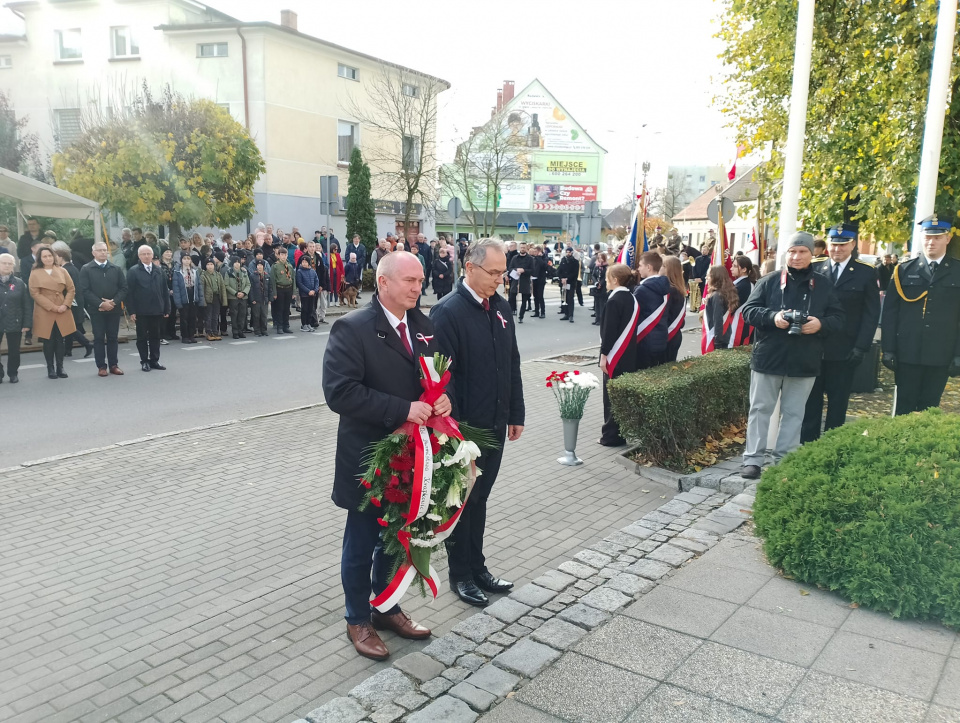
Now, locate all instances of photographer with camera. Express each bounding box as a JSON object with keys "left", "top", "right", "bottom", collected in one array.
[{"left": 738, "top": 232, "right": 845, "bottom": 480}]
